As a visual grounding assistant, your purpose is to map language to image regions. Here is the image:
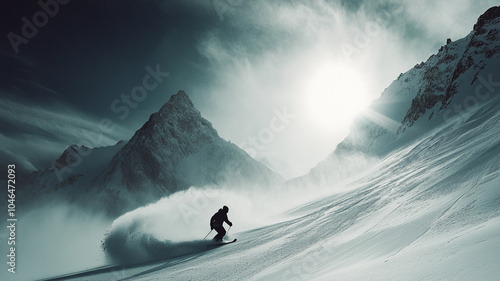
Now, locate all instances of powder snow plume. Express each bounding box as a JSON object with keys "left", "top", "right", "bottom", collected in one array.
[
  {"left": 101, "top": 186, "right": 268, "bottom": 264},
  {"left": 100, "top": 181, "right": 332, "bottom": 265}
]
